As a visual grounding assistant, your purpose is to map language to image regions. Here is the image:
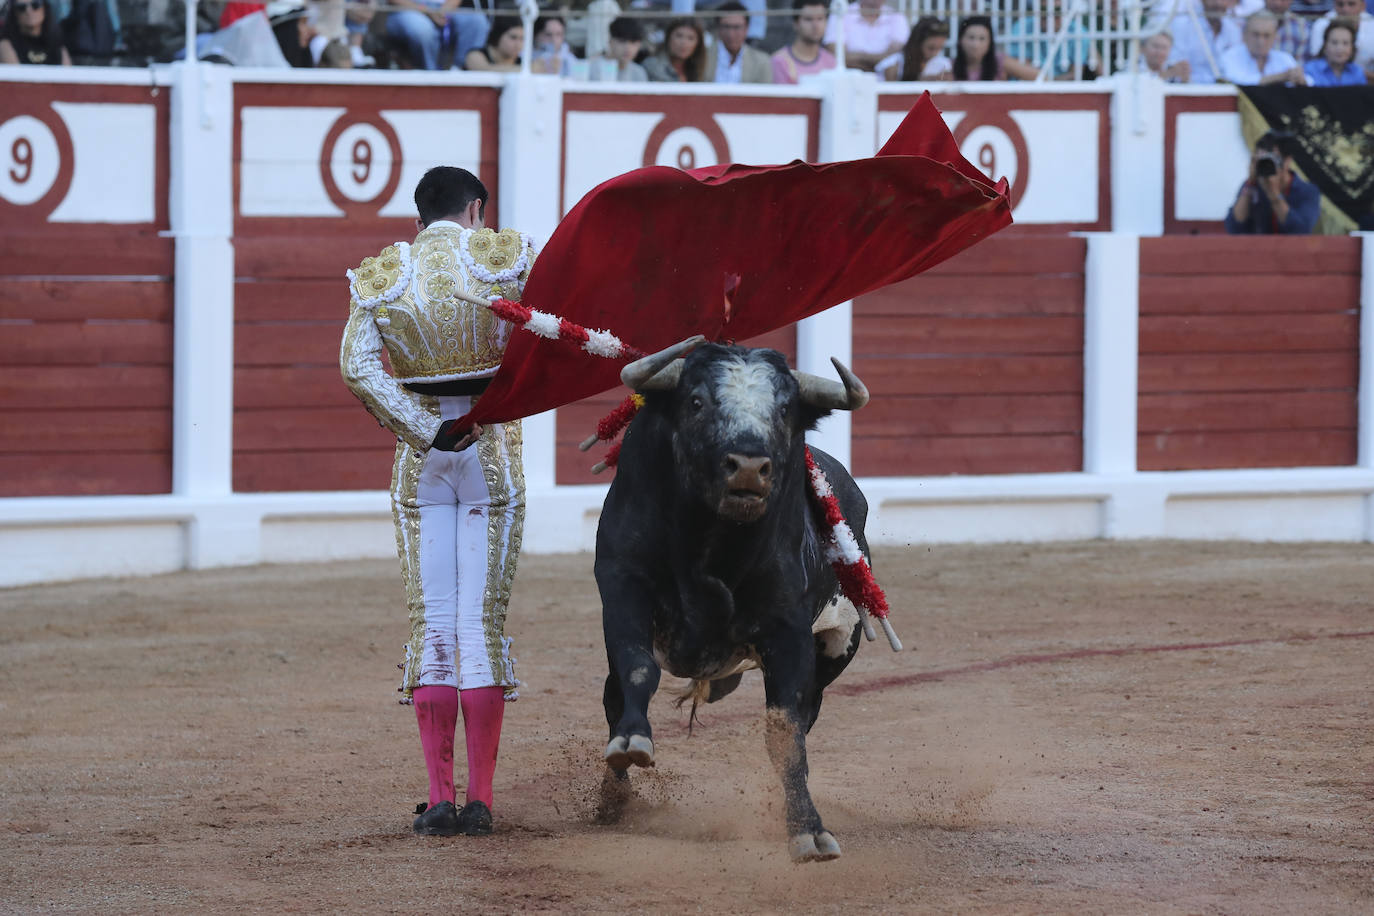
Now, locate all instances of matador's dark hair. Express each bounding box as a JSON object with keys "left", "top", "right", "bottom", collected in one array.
[{"left": 414, "top": 166, "right": 488, "bottom": 227}]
